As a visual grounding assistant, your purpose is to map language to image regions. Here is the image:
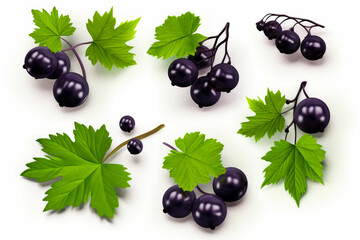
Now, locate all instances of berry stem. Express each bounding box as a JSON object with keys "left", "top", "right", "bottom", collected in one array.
[
  {"left": 102, "top": 124, "right": 165, "bottom": 163},
  {"left": 162, "top": 142, "right": 177, "bottom": 151},
  {"left": 286, "top": 81, "right": 308, "bottom": 104},
  {"left": 61, "top": 41, "right": 92, "bottom": 52},
  {"left": 284, "top": 81, "right": 309, "bottom": 144},
  {"left": 261, "top": 13, "right": 324, "bottom": 35},
  {"left": 61, "top": 38, "right": 87, "bottom": 81},
  {"left": 199, "top": 22, "right": 232, "bottom": 67},
  {"left": 281, "top": 106, "right": 294, "bottom": 114},
  {"left": 284, "top": 120, "right": 294, "bottom": 142}
]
